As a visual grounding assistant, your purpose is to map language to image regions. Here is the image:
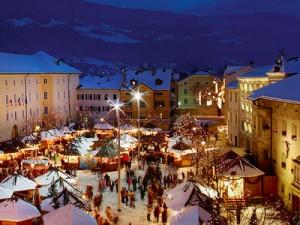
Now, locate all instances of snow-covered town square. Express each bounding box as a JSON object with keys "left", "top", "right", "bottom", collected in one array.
[{"left": 1, "top": 1, "right": 300, "bottom": 225}]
